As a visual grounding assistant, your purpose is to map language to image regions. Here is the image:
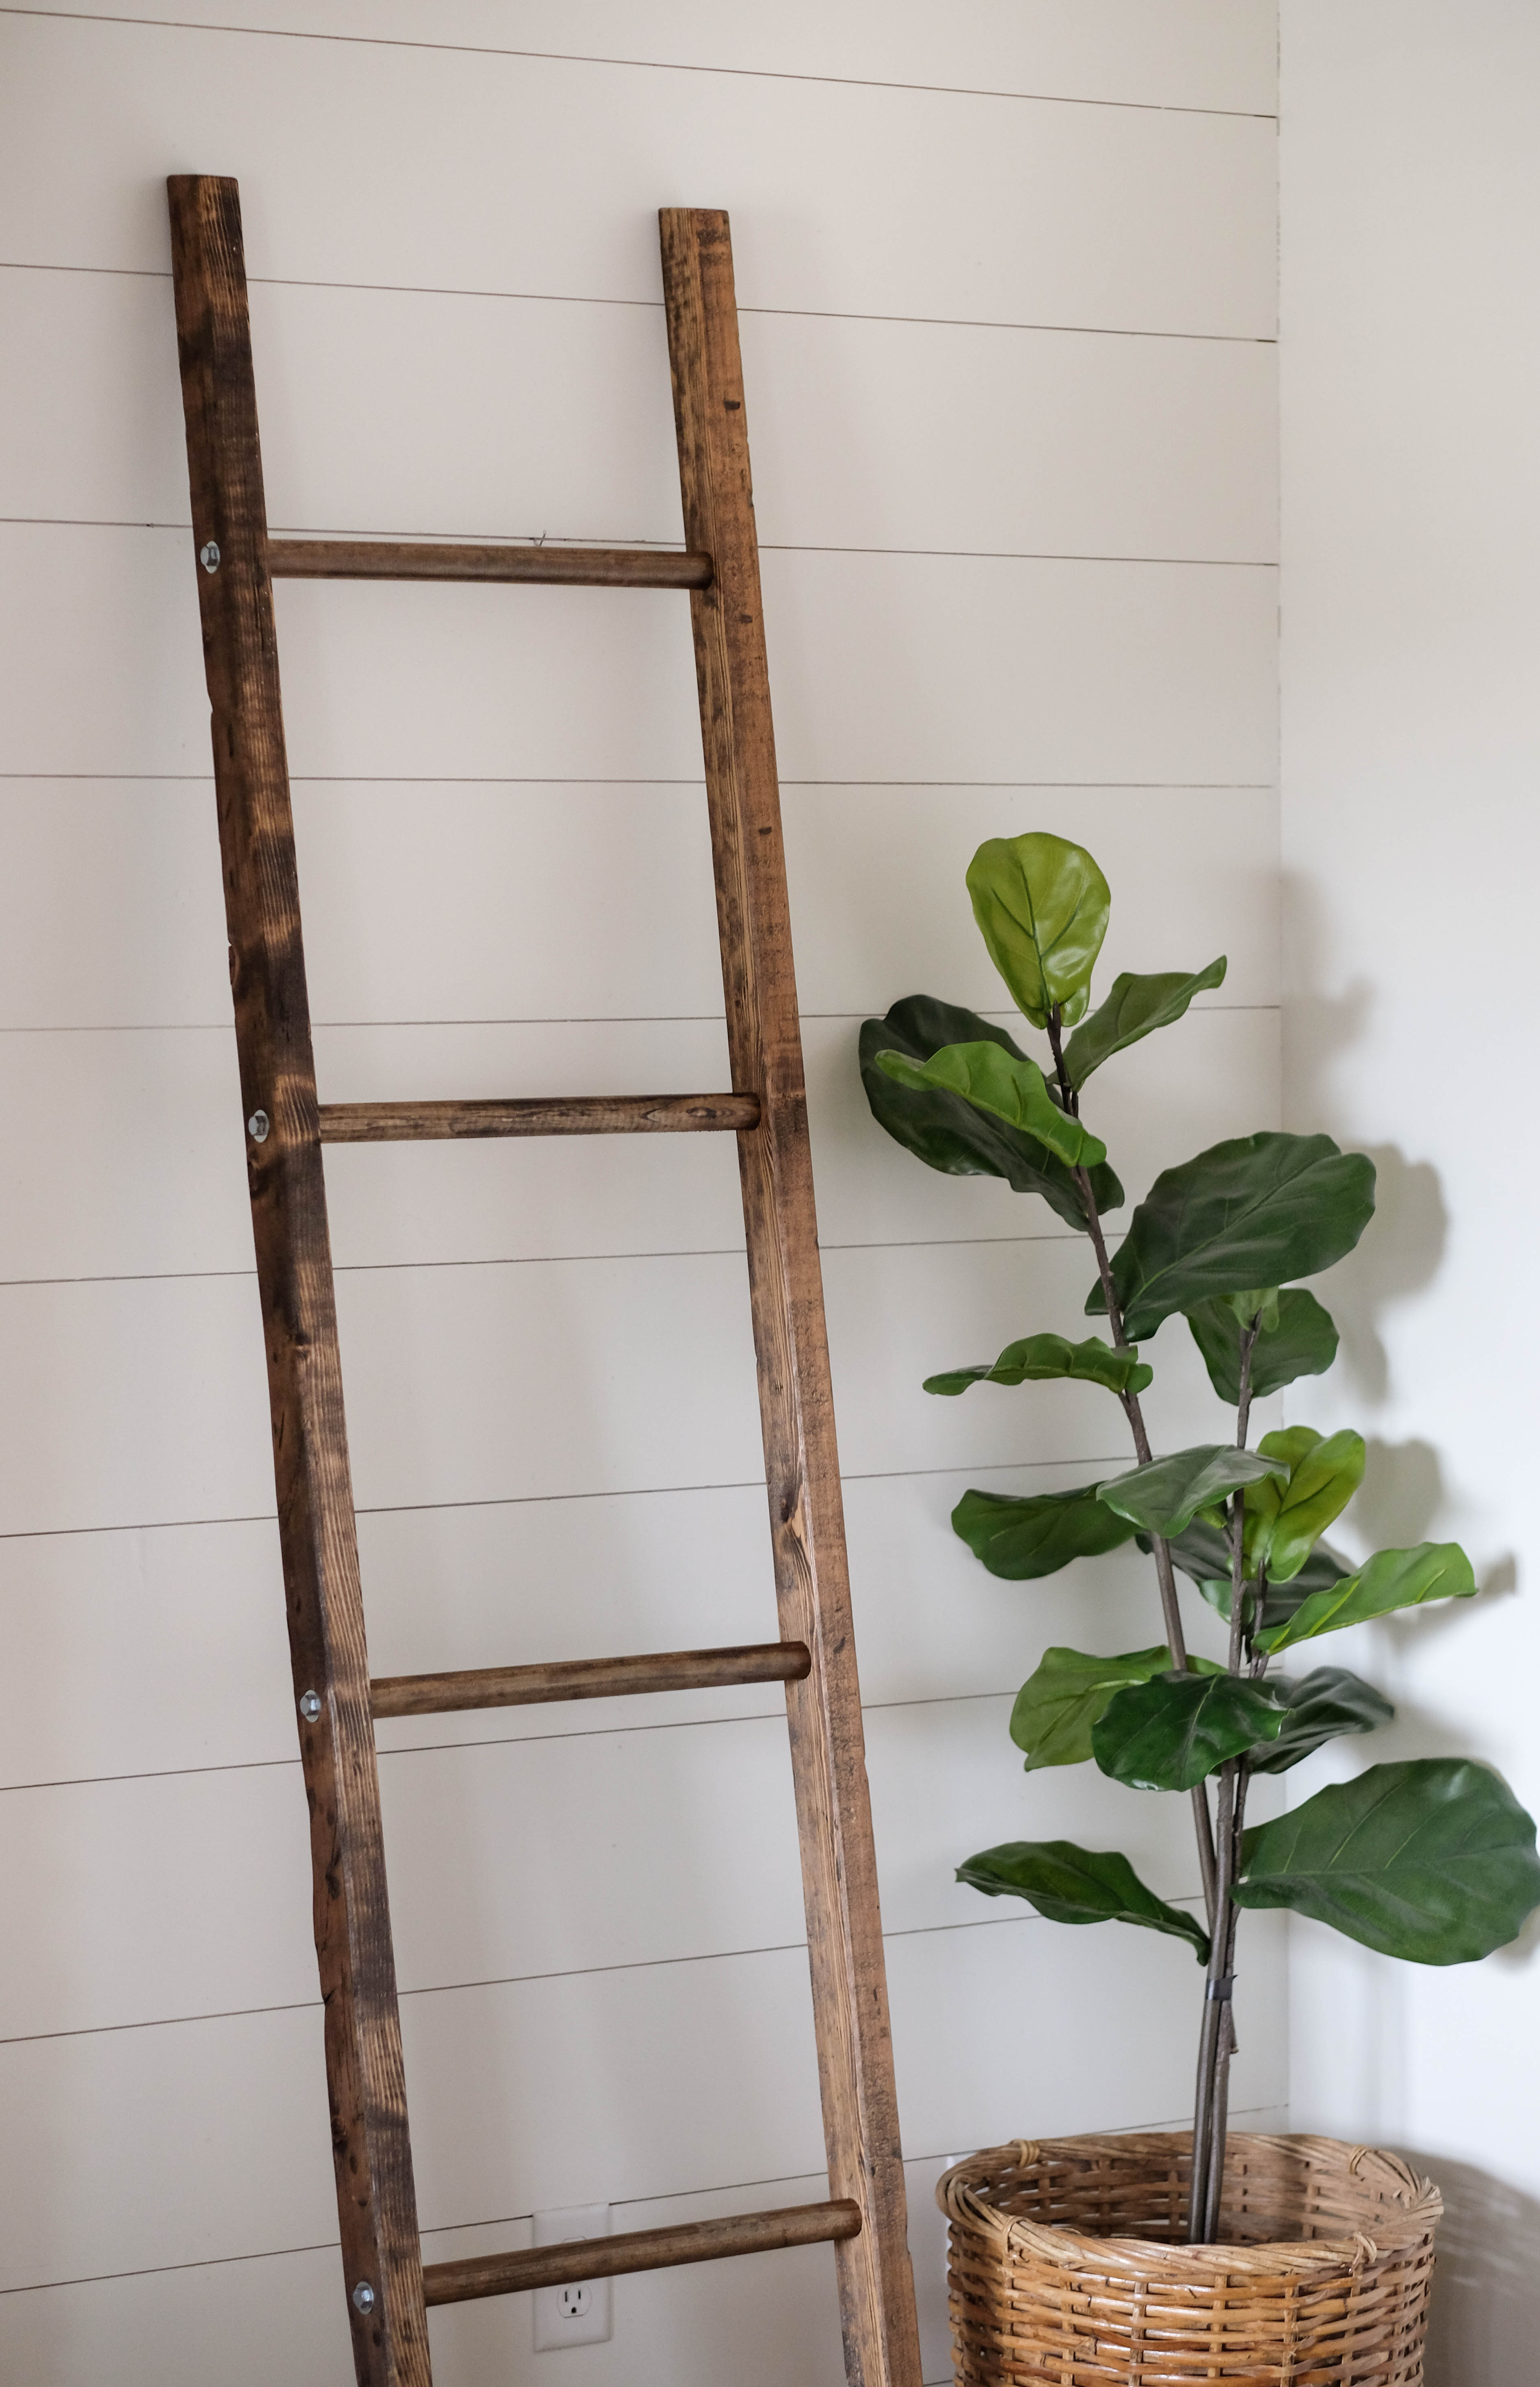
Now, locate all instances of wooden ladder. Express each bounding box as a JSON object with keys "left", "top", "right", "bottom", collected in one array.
[{"left": 167, "top": 177, "right": 923, "bottom": 2387}]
